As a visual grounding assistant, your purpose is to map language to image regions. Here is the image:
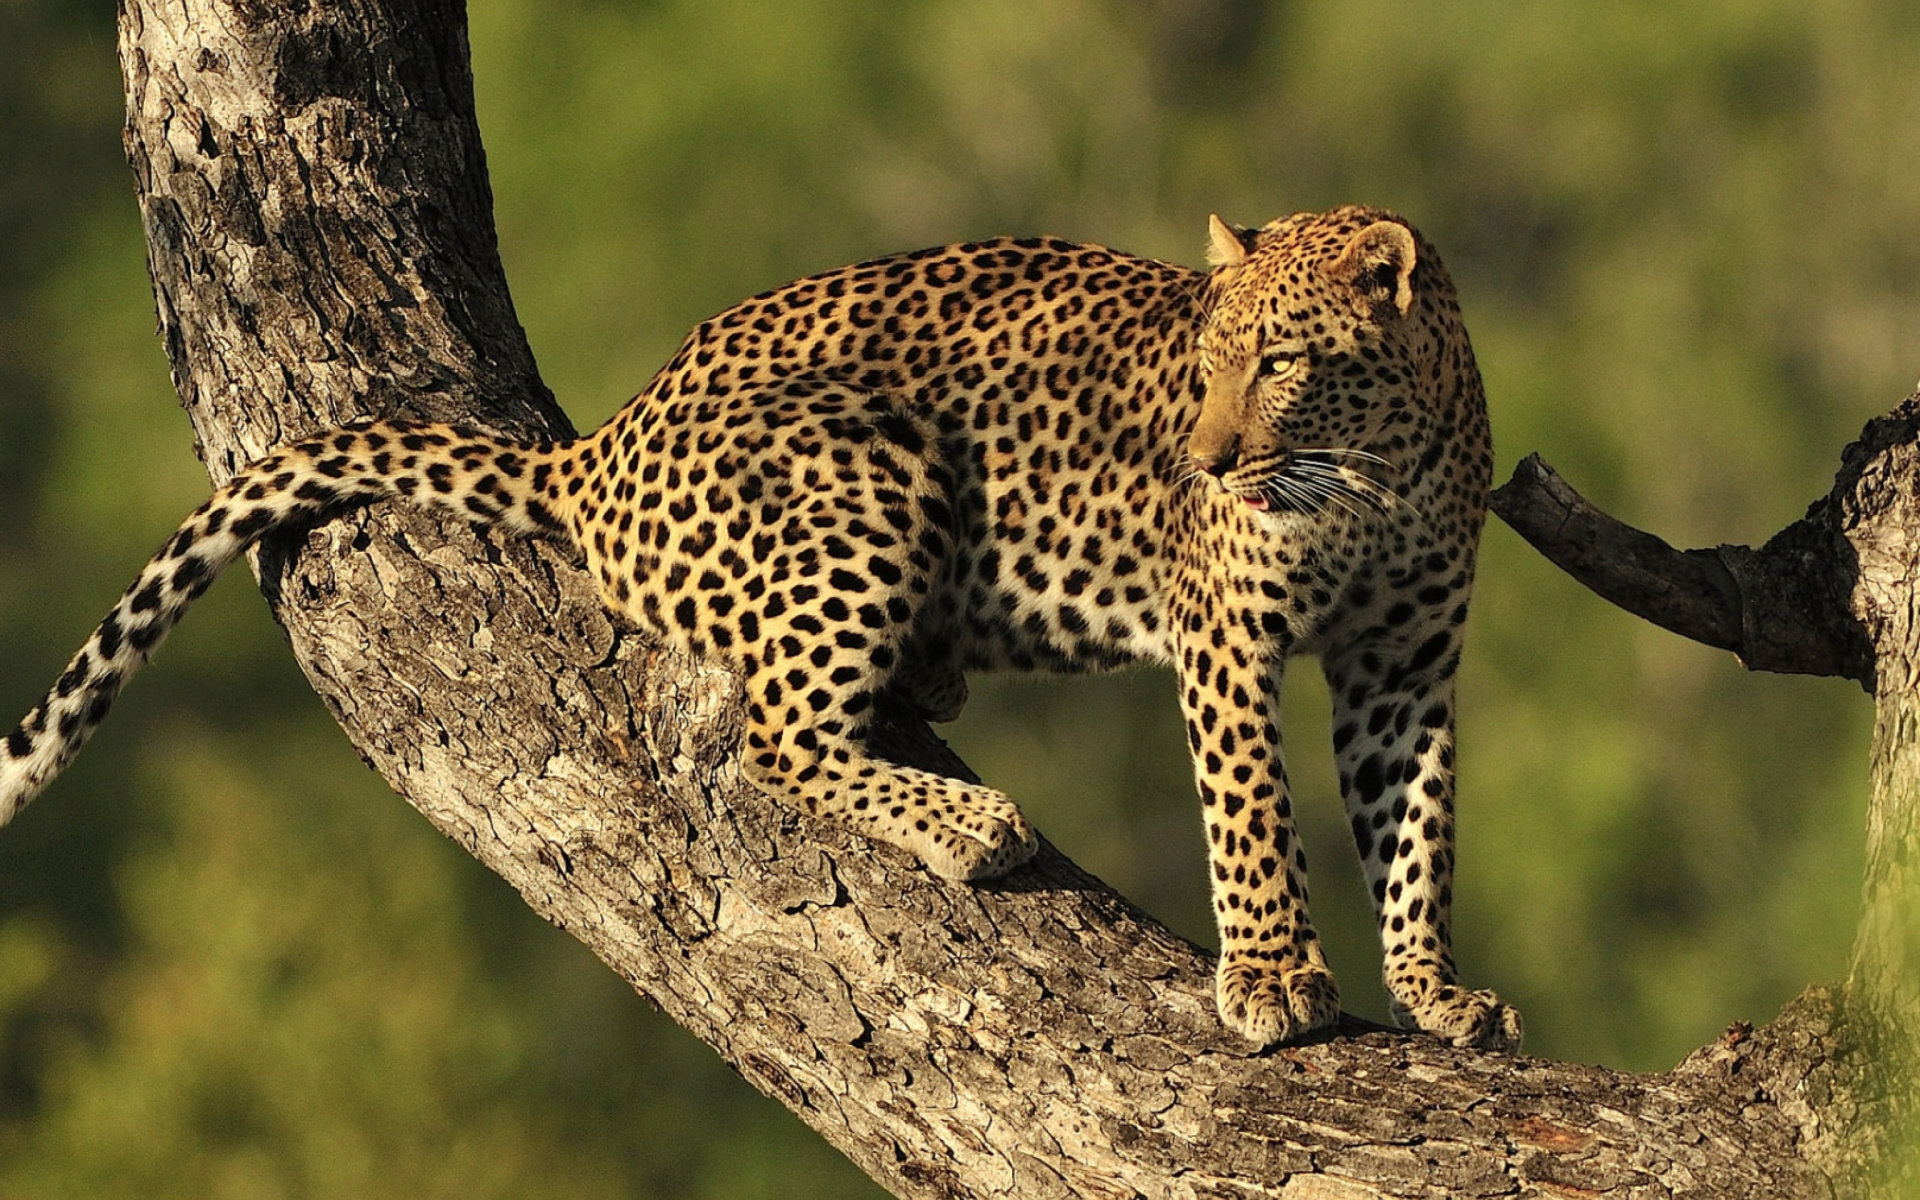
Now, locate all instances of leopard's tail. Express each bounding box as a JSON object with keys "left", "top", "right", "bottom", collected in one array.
[{"left": 0, "top": 420, "right": 571, "bottom": 827}]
